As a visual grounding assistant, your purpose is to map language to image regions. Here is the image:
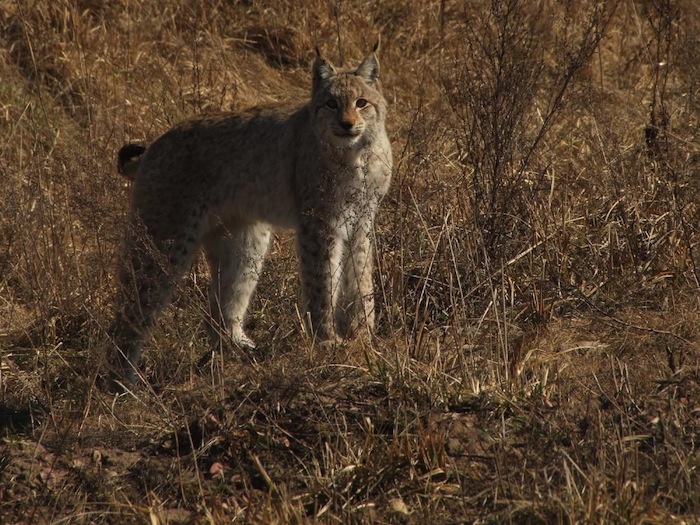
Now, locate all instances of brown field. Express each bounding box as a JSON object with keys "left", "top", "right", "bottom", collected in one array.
[{"left": 1, "top": 0, "right": 700, "bottom": 523}]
